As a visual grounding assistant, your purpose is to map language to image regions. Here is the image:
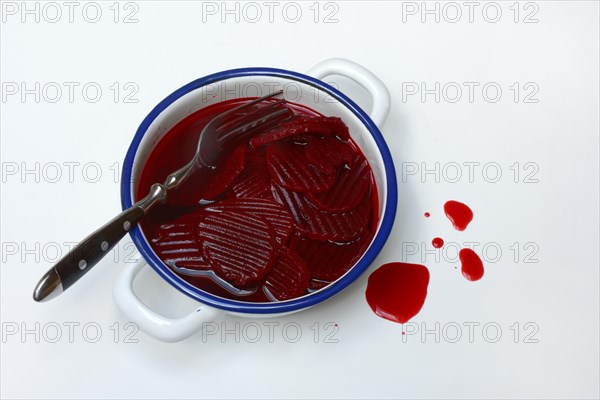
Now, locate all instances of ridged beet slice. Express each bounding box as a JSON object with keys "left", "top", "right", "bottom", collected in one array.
[
  {"left": 230, "top": 154, "right": 273, "bottom": 199},
  {"left": 263, "top": 248, "right": 310, "bottom": 301},
  {"left": 250, "top": 116, "right": 348, "bottom": 147},
  {"left": 204, "top": 198, "right": 293, "bottom": 245},
  {"left": 168, "top": 145, "right": 246, "bottom": 206},
  {"left": 196, "top": 211, "right": 277, "bottom": 287},
  {"left": 266, "top": 142, "right": 335, "bottom": 194},
  {"left": 150, "top": 222, "right": 211, "bottom": 270},
  {"left": 306, "top": 158, "right": 371, "bottom": 213},
  {"left": 272, "top": 184, "right": 369, "bottom": 242},
  {"left": 291, "top": 235, "right": 371, "bottom": 281},
  {"left": 305, "top": 137, "right": 355, "bottom": 173}
]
